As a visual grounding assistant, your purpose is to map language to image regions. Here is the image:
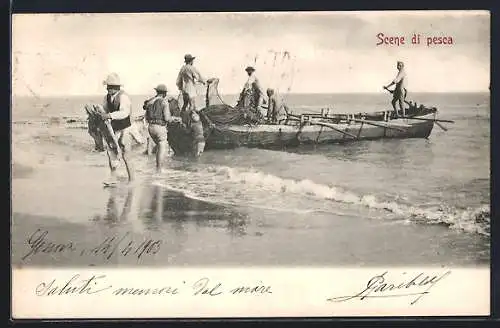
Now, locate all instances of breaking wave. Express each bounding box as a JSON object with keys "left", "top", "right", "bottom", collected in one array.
[
  {"left": 152, "top": 181, "right": 317, "bottom": 215},
  {"left": 162, "top": 165, "right": 490, "bottom": 237}
]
